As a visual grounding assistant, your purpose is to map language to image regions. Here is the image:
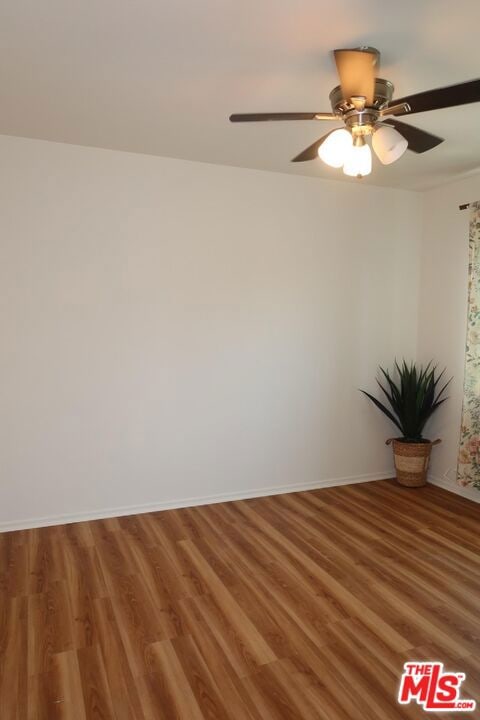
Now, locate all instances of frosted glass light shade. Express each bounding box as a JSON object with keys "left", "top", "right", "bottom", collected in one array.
[
  {"left": 372, "top": 124, "right": 408, "bottom": 165},
  {"left": 343, "top": 143, "right": 372, "bottom": 177},
  {"left": 318, "top": 129, "right": 352, "bottom": 168}
]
